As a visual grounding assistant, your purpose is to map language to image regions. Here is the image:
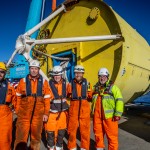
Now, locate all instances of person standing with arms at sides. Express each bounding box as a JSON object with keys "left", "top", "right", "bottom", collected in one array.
[
  {"left": 46, "top": 66, "right": 69, "bottom": 150},
  {"left": 0, "top": 62, "right": 16, "bottom": 150},
  {"left": 92, "top": 68, "right": 124, "bottom": 150},
  {"left": 67, "top": 65, "right": 92, "bottom": 150},
  {"left": 14, "top": 60, "right": 51, "bottom": 150}
]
